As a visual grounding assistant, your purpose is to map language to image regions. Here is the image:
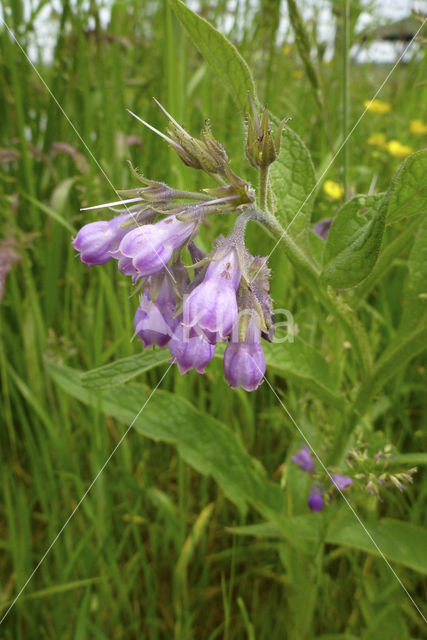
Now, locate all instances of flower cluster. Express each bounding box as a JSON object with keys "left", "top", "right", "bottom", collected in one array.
[
  {"left": 347, "top": 443, "right": 417, "bottom": 499},
  {"left": 72, "top": 102, "right": 276, "bottom": 391},
  {"left": 291, "top": 444, "right": 353, "bottom": 512}
]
